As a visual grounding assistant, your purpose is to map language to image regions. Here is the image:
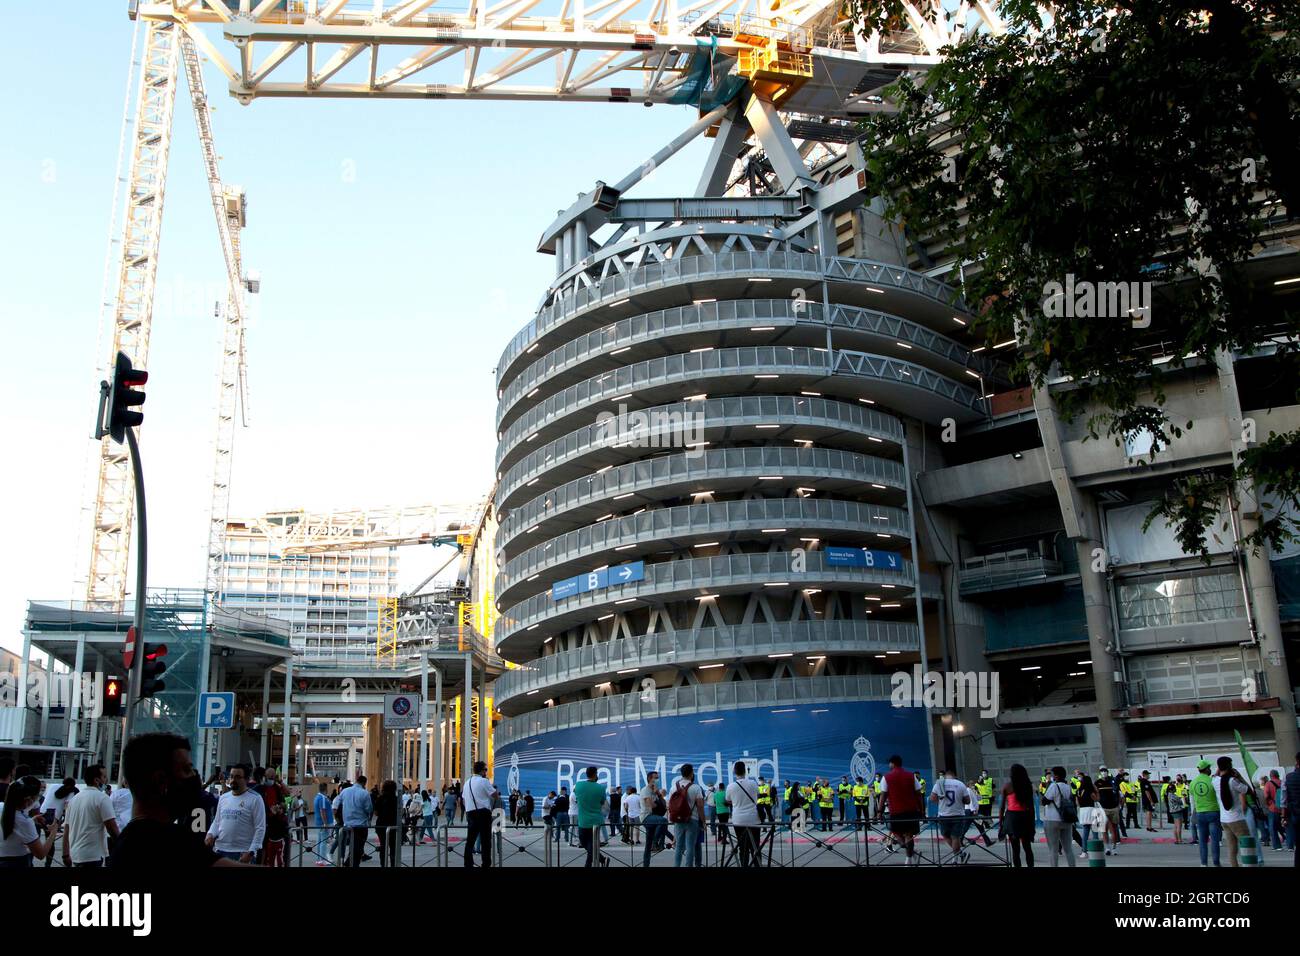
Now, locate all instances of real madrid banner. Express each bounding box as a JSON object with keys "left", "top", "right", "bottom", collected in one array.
[{"left": 495, "top": 701, "right": 926, "bottom": 796}]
